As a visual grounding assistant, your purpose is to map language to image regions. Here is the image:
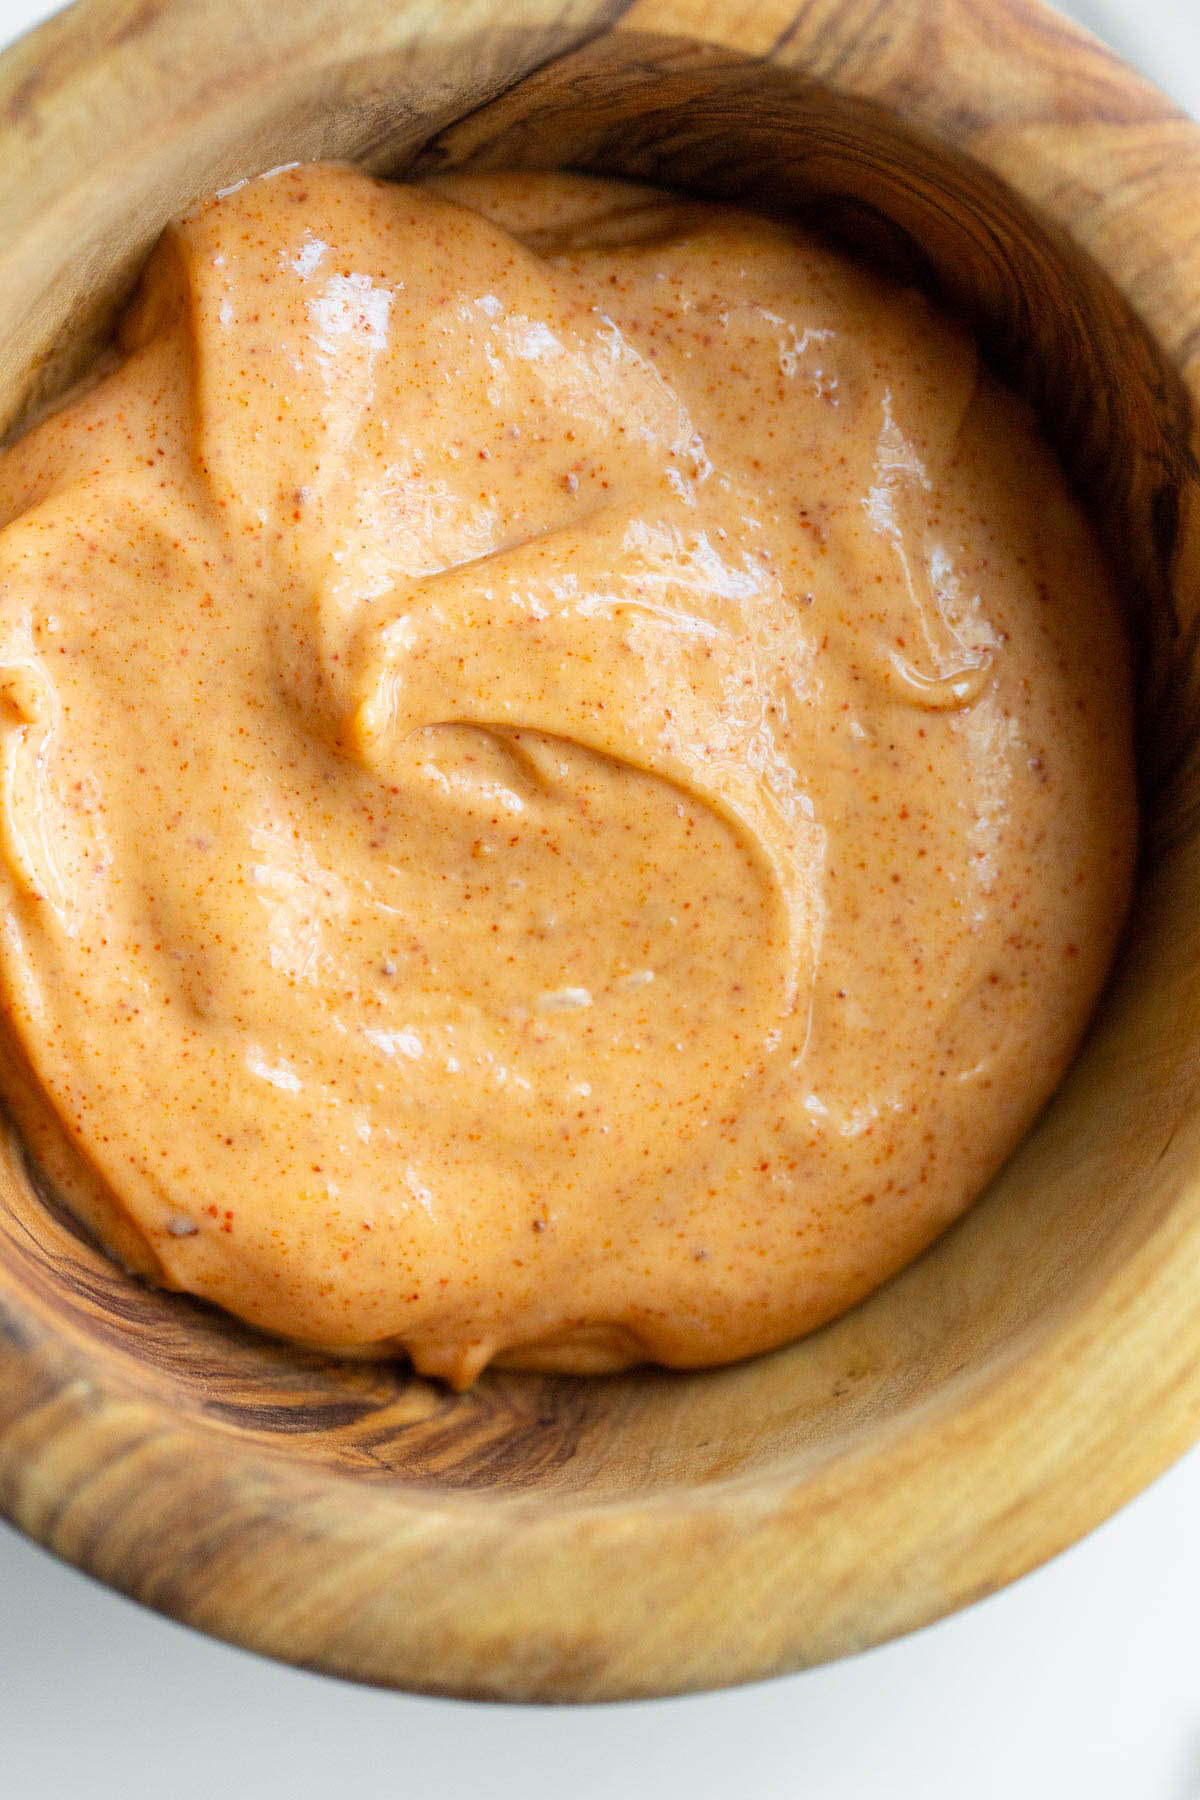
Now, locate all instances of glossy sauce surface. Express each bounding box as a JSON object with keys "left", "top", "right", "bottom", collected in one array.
[{"left": 0, "top": 165, "right": 1134, "bottom": 1385}]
